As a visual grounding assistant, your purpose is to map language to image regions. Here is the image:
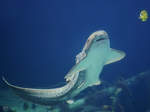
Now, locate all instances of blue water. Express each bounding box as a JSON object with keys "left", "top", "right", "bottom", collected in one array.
[
  {"left": 0, "top": 0, "right": 150, "bottom": 111},
  {"left": 1, "top": 0, "right": 150, "bottom": 86}
]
